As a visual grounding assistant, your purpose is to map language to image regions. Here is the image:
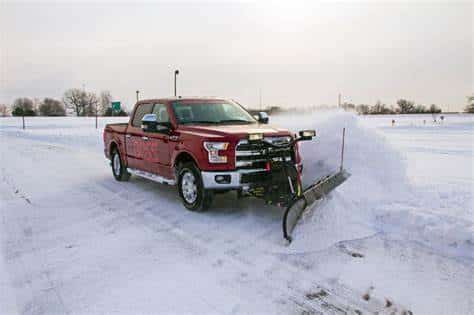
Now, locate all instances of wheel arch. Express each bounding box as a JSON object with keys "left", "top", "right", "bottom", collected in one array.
[
  {"left": 109, "top": 141, "right": 127, "bottom": 167},
  {"left": 109, "top": 141, "right": 118, "bottom": 156},
  {"left": 173, "top": 151, "right": 199, "bottom": 170}
]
